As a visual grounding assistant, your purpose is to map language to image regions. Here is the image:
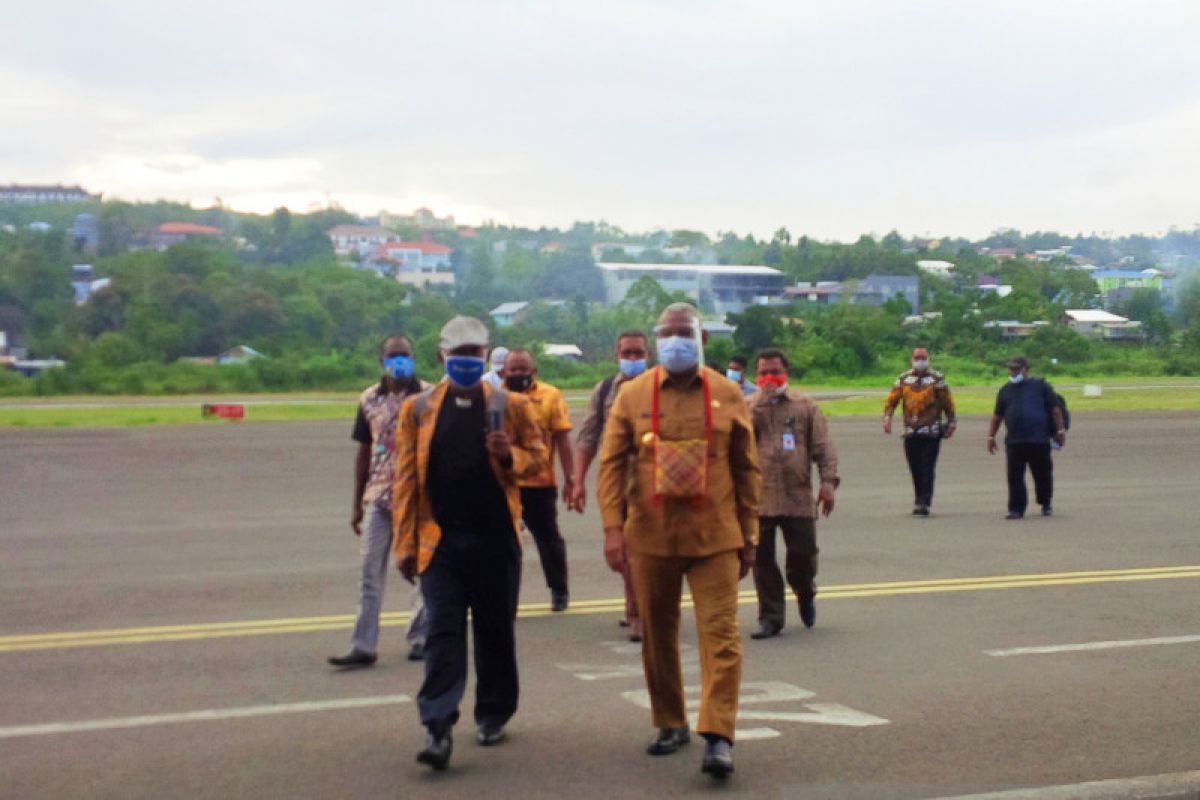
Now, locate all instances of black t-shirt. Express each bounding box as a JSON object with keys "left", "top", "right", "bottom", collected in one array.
[
  {"left": 994, "top": 378, "right": 1057, "bottom": 445},
  {"left": 427, "top": 391, "right": 513, "bottom": 538}
]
